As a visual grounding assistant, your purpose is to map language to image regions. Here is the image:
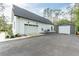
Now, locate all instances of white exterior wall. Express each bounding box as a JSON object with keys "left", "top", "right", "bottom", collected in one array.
[
  {"left": 12, "top": 16, "right": 28, "bottom": 35},
  {"left": 38, "top": 23, "right": 54, "bottom": 32},
  {"left": 12, "top": 16, "right": 54, "bottom": 35}
]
